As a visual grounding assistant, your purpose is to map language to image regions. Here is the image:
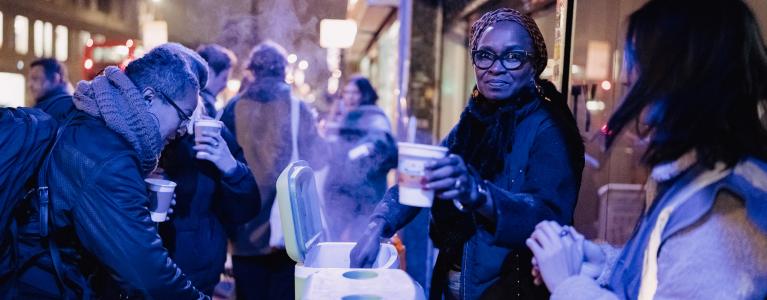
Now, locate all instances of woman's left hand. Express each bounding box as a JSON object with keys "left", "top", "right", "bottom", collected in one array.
[
  {"left": 193, "top": 130, "right": 238, "bottom": 176},
  {"left": 424, "top": 154, "right": 480, "bottom": 207},
  {"left": 526, "top": 221, "right": 584, "bottom": 292}
]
